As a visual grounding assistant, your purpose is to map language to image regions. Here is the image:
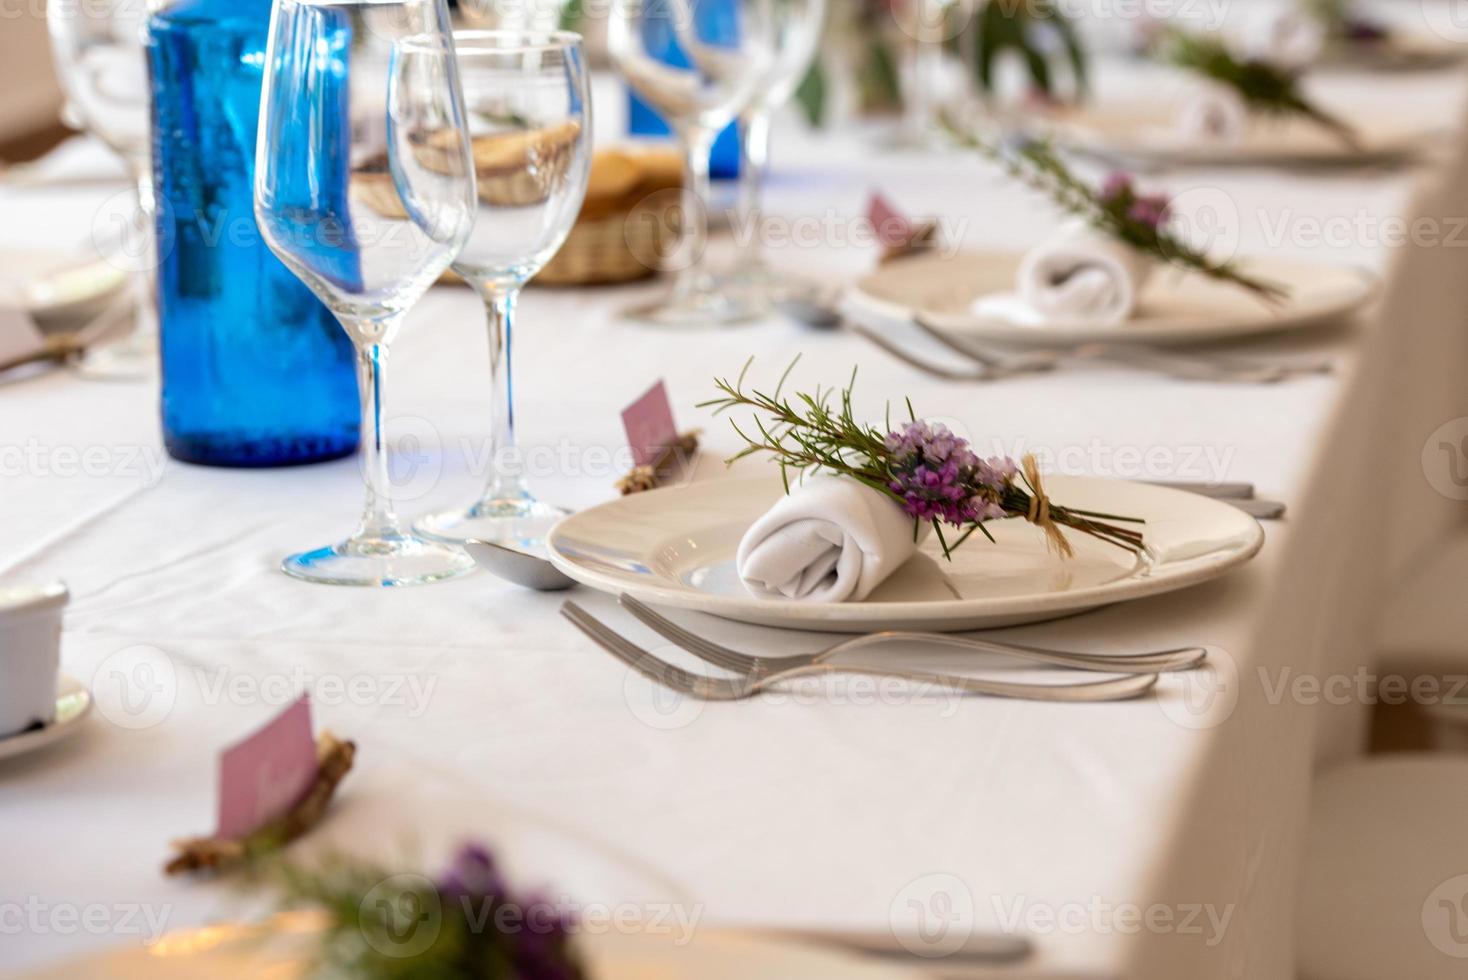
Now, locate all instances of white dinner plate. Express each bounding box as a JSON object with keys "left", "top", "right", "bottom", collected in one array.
[
  {"left": 0, "top": 674, "right": 92, "bottom": 762},
  {"left": 546, "top": 475, "right": 1264, "bottom": 632},
  {"left": 844, "top": 248, "right": 1376, "bottom": 346},
  {"left": 1033, "top": 102, "right": 1430, "bottom": 169},
  {"left": 0, "top": 246, "right": 129, "bottom": 329},
  {"left": 19, "top": 912, "right": 928, "bottom": 980}
]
